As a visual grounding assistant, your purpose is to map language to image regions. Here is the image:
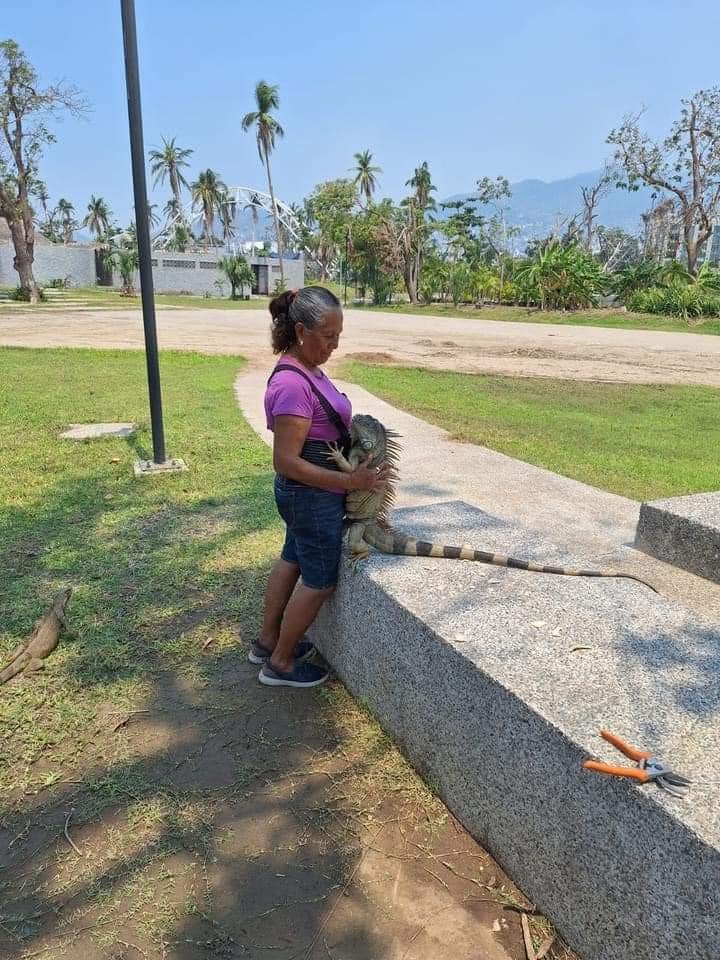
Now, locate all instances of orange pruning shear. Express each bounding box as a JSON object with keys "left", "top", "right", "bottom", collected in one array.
[{"left": 582, "top": 730, "right": 691, "bottom": 798}]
